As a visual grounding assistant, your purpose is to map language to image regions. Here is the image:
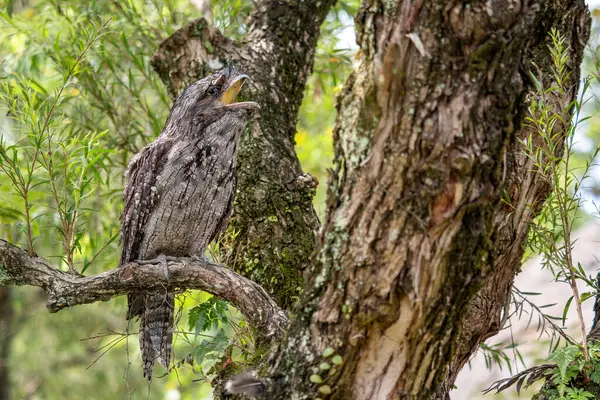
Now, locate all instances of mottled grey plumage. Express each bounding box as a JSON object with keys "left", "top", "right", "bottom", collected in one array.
[{"left": 119, "top": 67, "right": 258, "bottom": 379}]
